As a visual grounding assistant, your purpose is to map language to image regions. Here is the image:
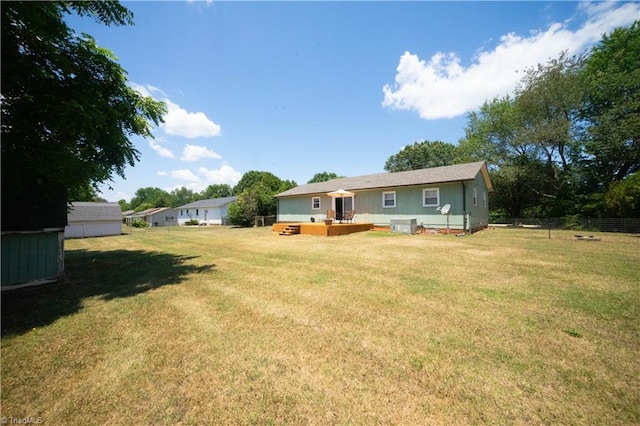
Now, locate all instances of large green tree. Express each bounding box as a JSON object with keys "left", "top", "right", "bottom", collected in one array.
[
  {"left": 460, "top": 96, "right": 556, "bottom": 218},
  {"left": 581, "top": 21, "right": 640, "bottom": 187},
  {"left": 200, "top": 184, "right": 232, "bottom": 199},
  {"left": 228, "top": 171, "right": 296, "bottom": 226},
  {"left": 169, "top": 187, "right": 196, "bottom": 207},
  {"left": 384, "top": 140, "right": 458, "bottom": 172},
  {"left": 227, "top": 182, "right": 277, "bottom": 227},
  {"left": 232, "top": 171, "right": 295, "bottom": 195},
  {"left": 512, "top": 53, "right": 586, "bottom": 216},
  {"left": 1, "top": 1, "right": 165, "bottom": 229},
  {"left": 515, "top": 52, "right": 585, "bottom": 174}
]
